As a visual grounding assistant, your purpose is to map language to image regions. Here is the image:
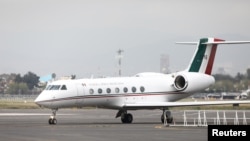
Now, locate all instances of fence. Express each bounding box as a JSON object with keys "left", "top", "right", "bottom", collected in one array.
[
  {"left": 0, "top": 94, "right": 38, "bottom": 102},
  {"left": 165, "top": 110, "right": 250, "bottom": 127}
]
